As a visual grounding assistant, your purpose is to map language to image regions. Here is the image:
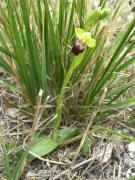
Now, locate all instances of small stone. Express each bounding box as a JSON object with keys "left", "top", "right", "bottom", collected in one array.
[
  {"left": 122, "top": 128, "right": 130, "bottom": 134},
  {"left": 123, "top": 153, "right": 135, "bottom": 167},
  {"left": 127, "top": 14, "right": 134, "bottom": 21},
  {"left": 129, "top": 152, "right": 135, "bottom": 159},
  {"left": 5, "top": 108, "right": 19, "bottom": 118},
  {"left": 126, "top": 167, "right": 135, "bottom": 179},
  {"left": 26, "top": 171, "right": 36, "bottom": 179},
  {"left": 127, "top": 142, "right": 135, "bottom": 152}
]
